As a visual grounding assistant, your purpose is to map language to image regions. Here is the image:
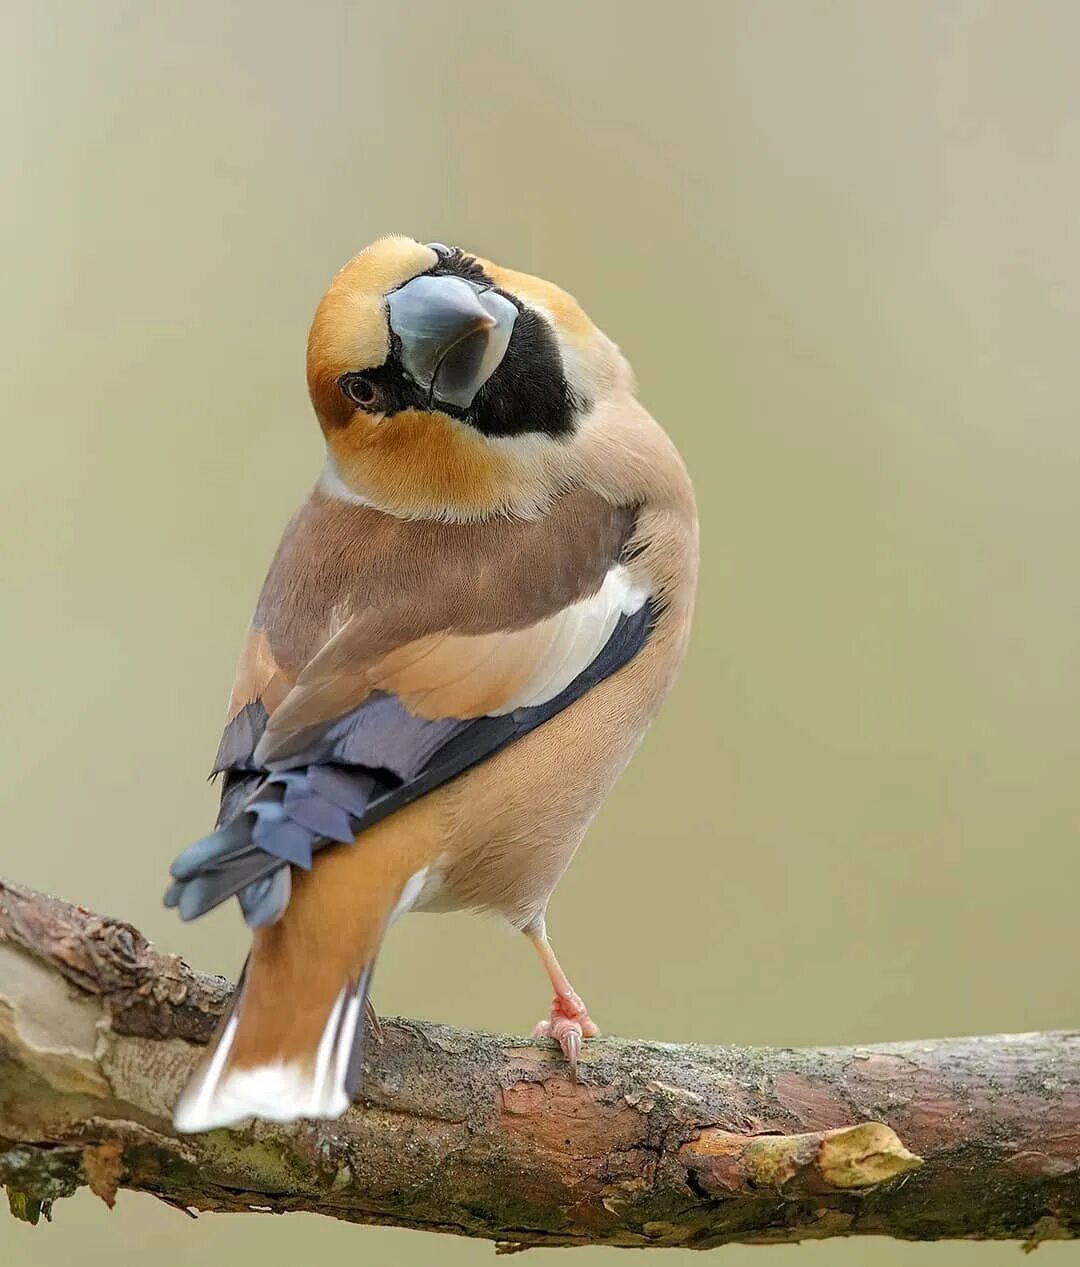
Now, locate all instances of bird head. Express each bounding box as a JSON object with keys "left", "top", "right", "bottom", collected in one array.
[{"left": 307, "top": 236, "right": 629, "bottom": 519}]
